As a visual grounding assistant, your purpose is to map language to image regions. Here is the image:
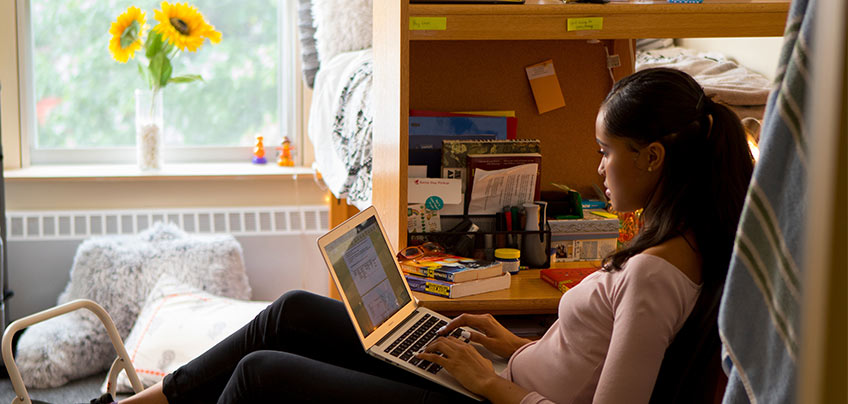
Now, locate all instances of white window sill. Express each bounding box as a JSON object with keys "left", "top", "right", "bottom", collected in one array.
[{"left": 5, "top": 163, "right": 317, "bottom": 182}]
